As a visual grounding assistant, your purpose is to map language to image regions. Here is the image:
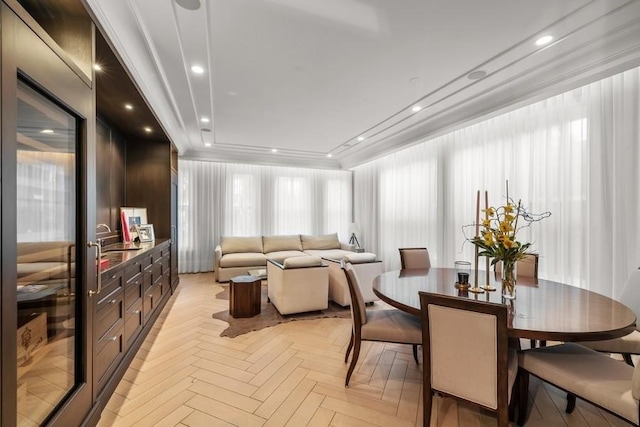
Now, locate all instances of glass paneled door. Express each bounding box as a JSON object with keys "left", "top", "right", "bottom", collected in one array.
[{"left": 15, "top": 80, "right": 80, "bottom": 425}]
